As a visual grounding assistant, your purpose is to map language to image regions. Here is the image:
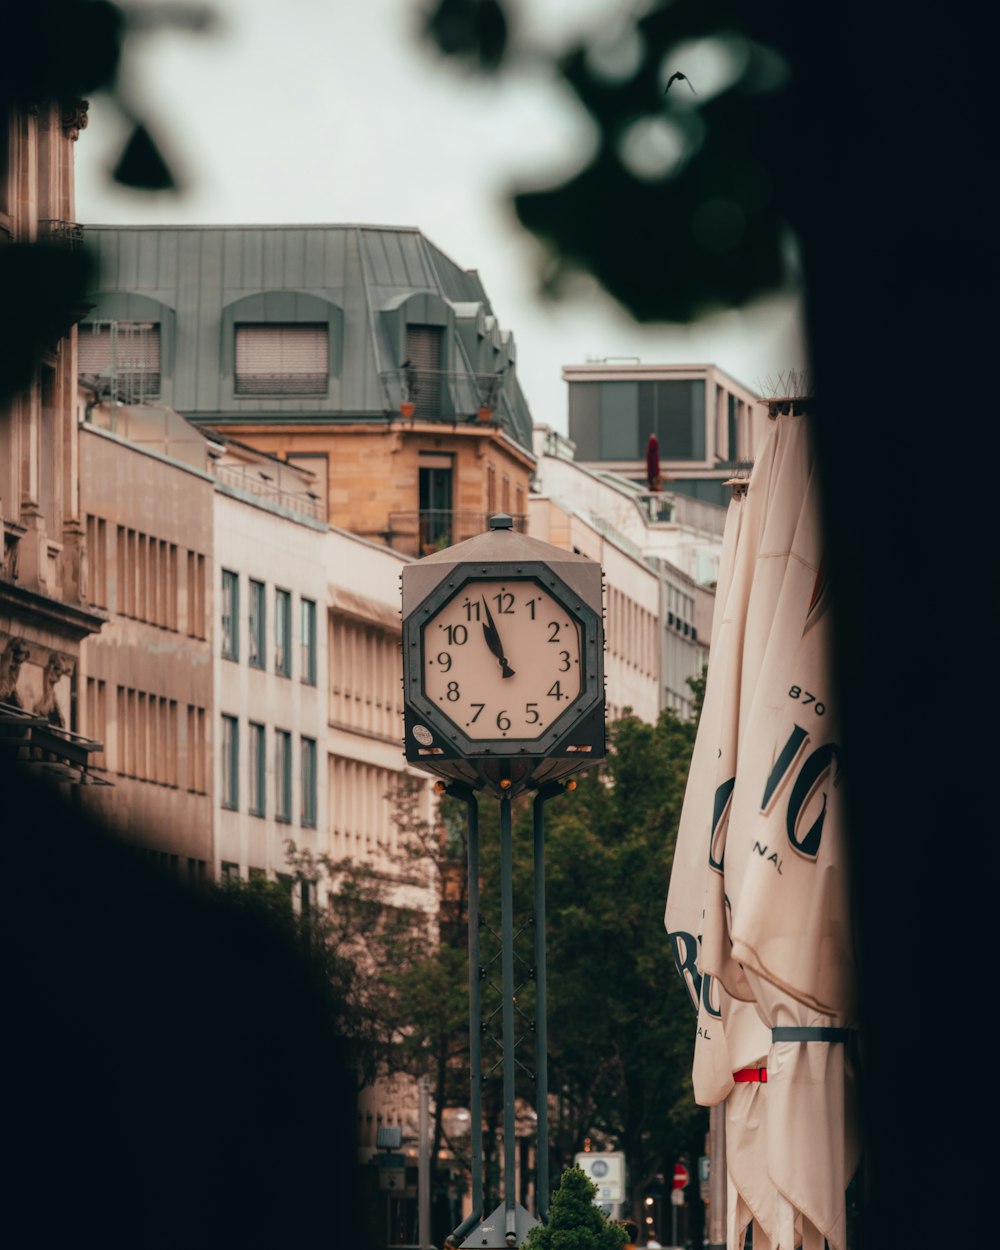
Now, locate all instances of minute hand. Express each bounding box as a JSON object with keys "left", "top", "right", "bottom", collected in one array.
[{"left": 481, "top": 597, "right": 515, "bottom": 679}]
